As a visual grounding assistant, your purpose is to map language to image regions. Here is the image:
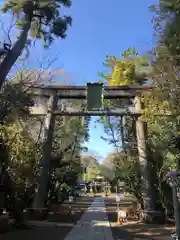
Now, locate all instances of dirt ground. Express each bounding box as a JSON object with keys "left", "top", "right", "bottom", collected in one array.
[
  {"left": 105, "top": 195, "right": 175, "bottom": 240},
  {"left": 0, "top": 196, "right": 93, "bottom": 240}
]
